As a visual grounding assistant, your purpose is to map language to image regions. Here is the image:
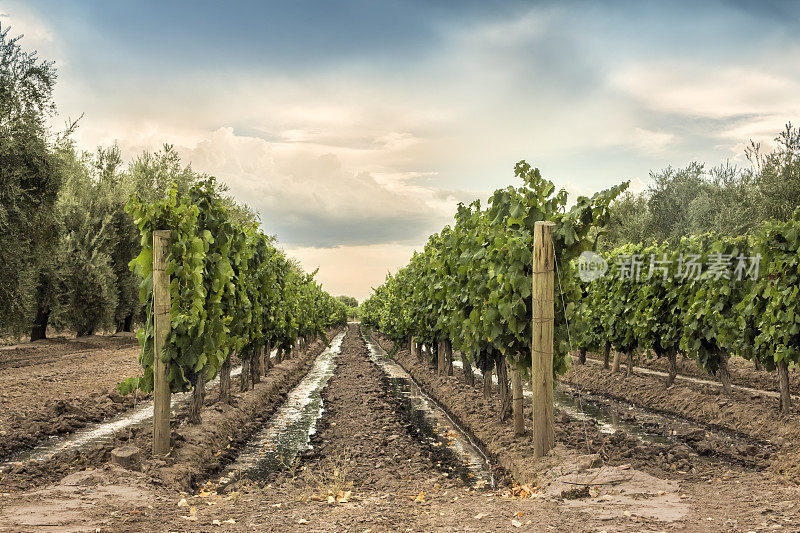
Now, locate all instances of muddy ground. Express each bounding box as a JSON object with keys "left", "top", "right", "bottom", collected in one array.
[
  {"left": 562, "top": 359, "right": 800, "bottom": 481},
  {"left": 2, "top": 325, "right": 800, "bottom": 531},
  {"left": 595, "top": 350, "right": 800, "bottom": 394},
  {"left": 0, "top": 334, "right": 145, "bottom": 459}
]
